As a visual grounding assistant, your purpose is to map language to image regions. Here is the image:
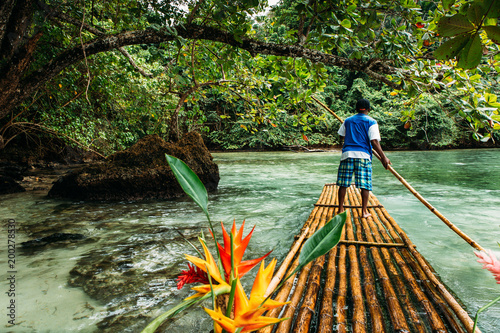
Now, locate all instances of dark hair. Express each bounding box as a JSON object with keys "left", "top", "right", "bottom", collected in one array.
[{"left": 356, "top": 99, "right": 370, "bottom": 112}]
